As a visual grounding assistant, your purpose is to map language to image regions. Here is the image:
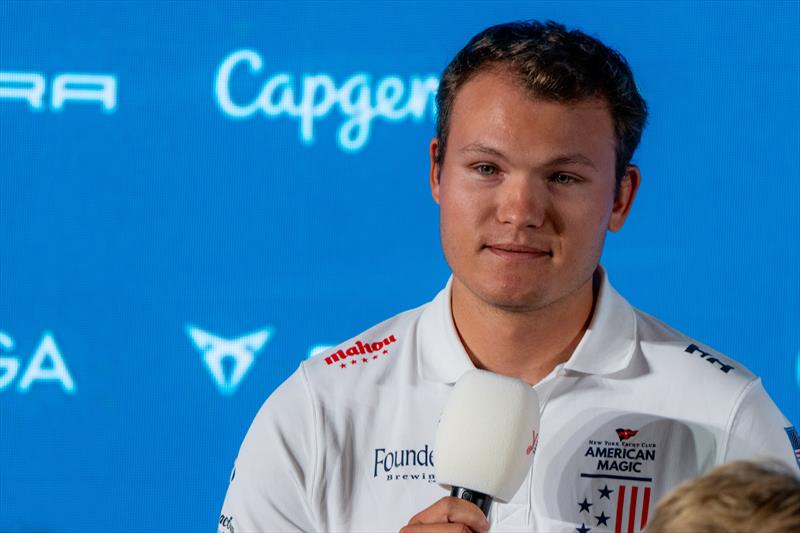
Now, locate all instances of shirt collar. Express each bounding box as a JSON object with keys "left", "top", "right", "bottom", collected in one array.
[
  {"left": 417, "top": 267, "right": 638, "bottom": 384},
  {"left": 417, "top": 277, "right": 476, "bottom": 384},
  {"left": 563, "top": 267, "right": 638, "bottom": 375}
]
